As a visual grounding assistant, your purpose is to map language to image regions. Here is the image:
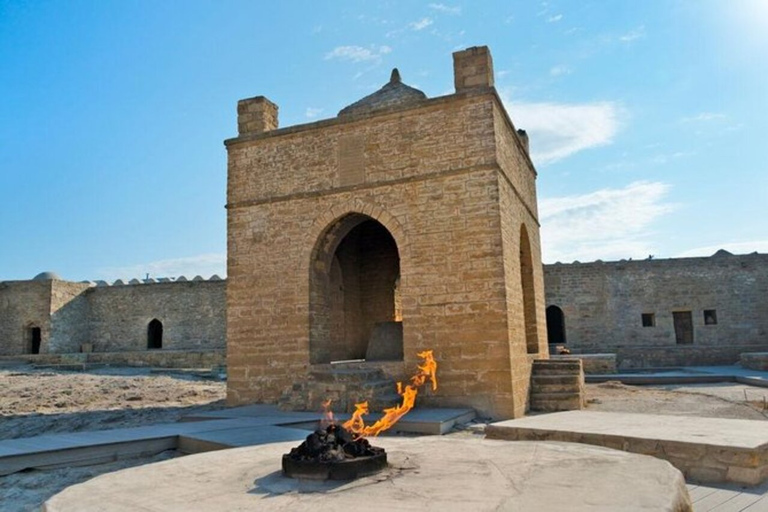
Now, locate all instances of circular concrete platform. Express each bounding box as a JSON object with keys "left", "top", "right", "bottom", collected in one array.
[{"left": 44, "top": 438, "right": 692, "bottom": 512}]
